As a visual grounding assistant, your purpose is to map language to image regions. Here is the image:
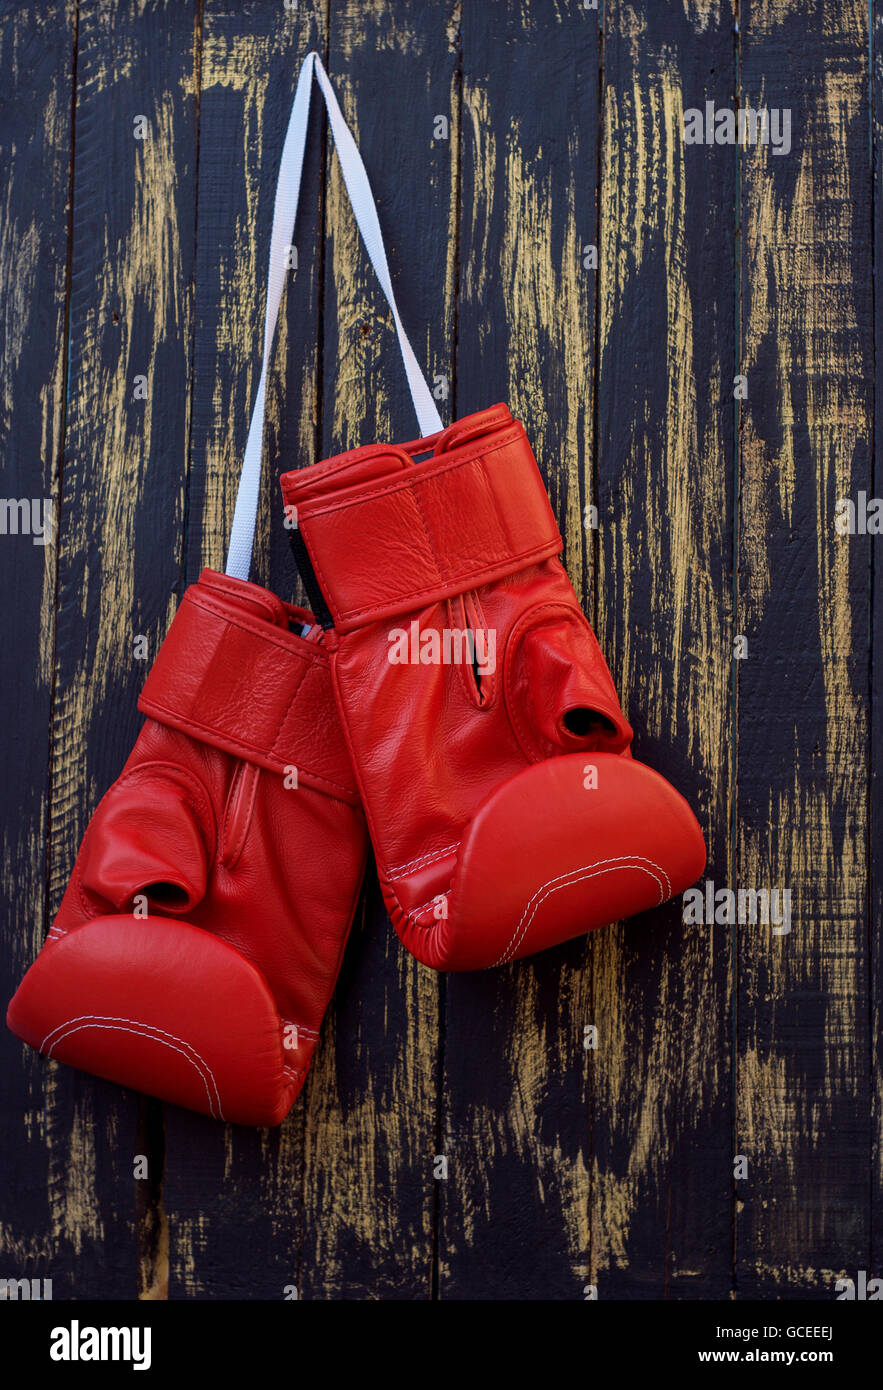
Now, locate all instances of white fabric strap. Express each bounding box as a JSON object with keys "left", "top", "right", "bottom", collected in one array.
[{"left": 226, "top": 50, "right": 443, "bottom": 581}]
